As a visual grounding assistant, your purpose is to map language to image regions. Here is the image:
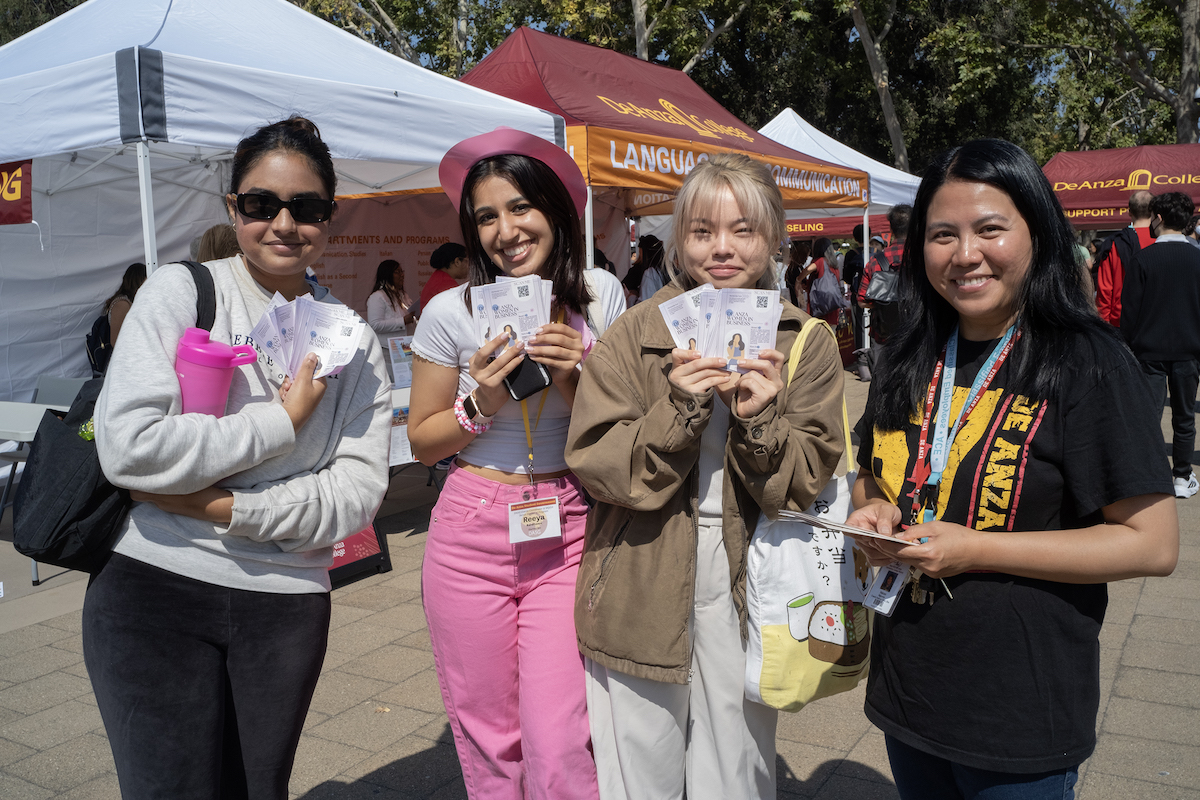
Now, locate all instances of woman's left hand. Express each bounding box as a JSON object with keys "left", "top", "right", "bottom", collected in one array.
[
  {"left": 527, "top": 323, "right": 584, "bottom": 389},
  {"left": 874, "top": 520, "right": 982, "bottom": 579},
  {"left": 130, "top": 487, "right": 235, "bottom": 524},
  {"left": 730, "top": 348, "right": 785, "bottom": 418}
]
